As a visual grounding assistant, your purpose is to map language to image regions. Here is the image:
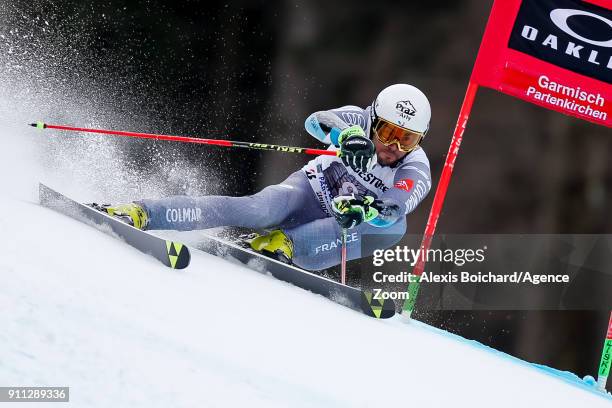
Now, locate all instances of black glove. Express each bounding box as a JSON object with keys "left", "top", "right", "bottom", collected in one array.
[
  {"left": 331, "top": 194, "right": 379, "bottom": 229},
  {"left": 338, "top": 125, "right": 376, "bottom": 173}
]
